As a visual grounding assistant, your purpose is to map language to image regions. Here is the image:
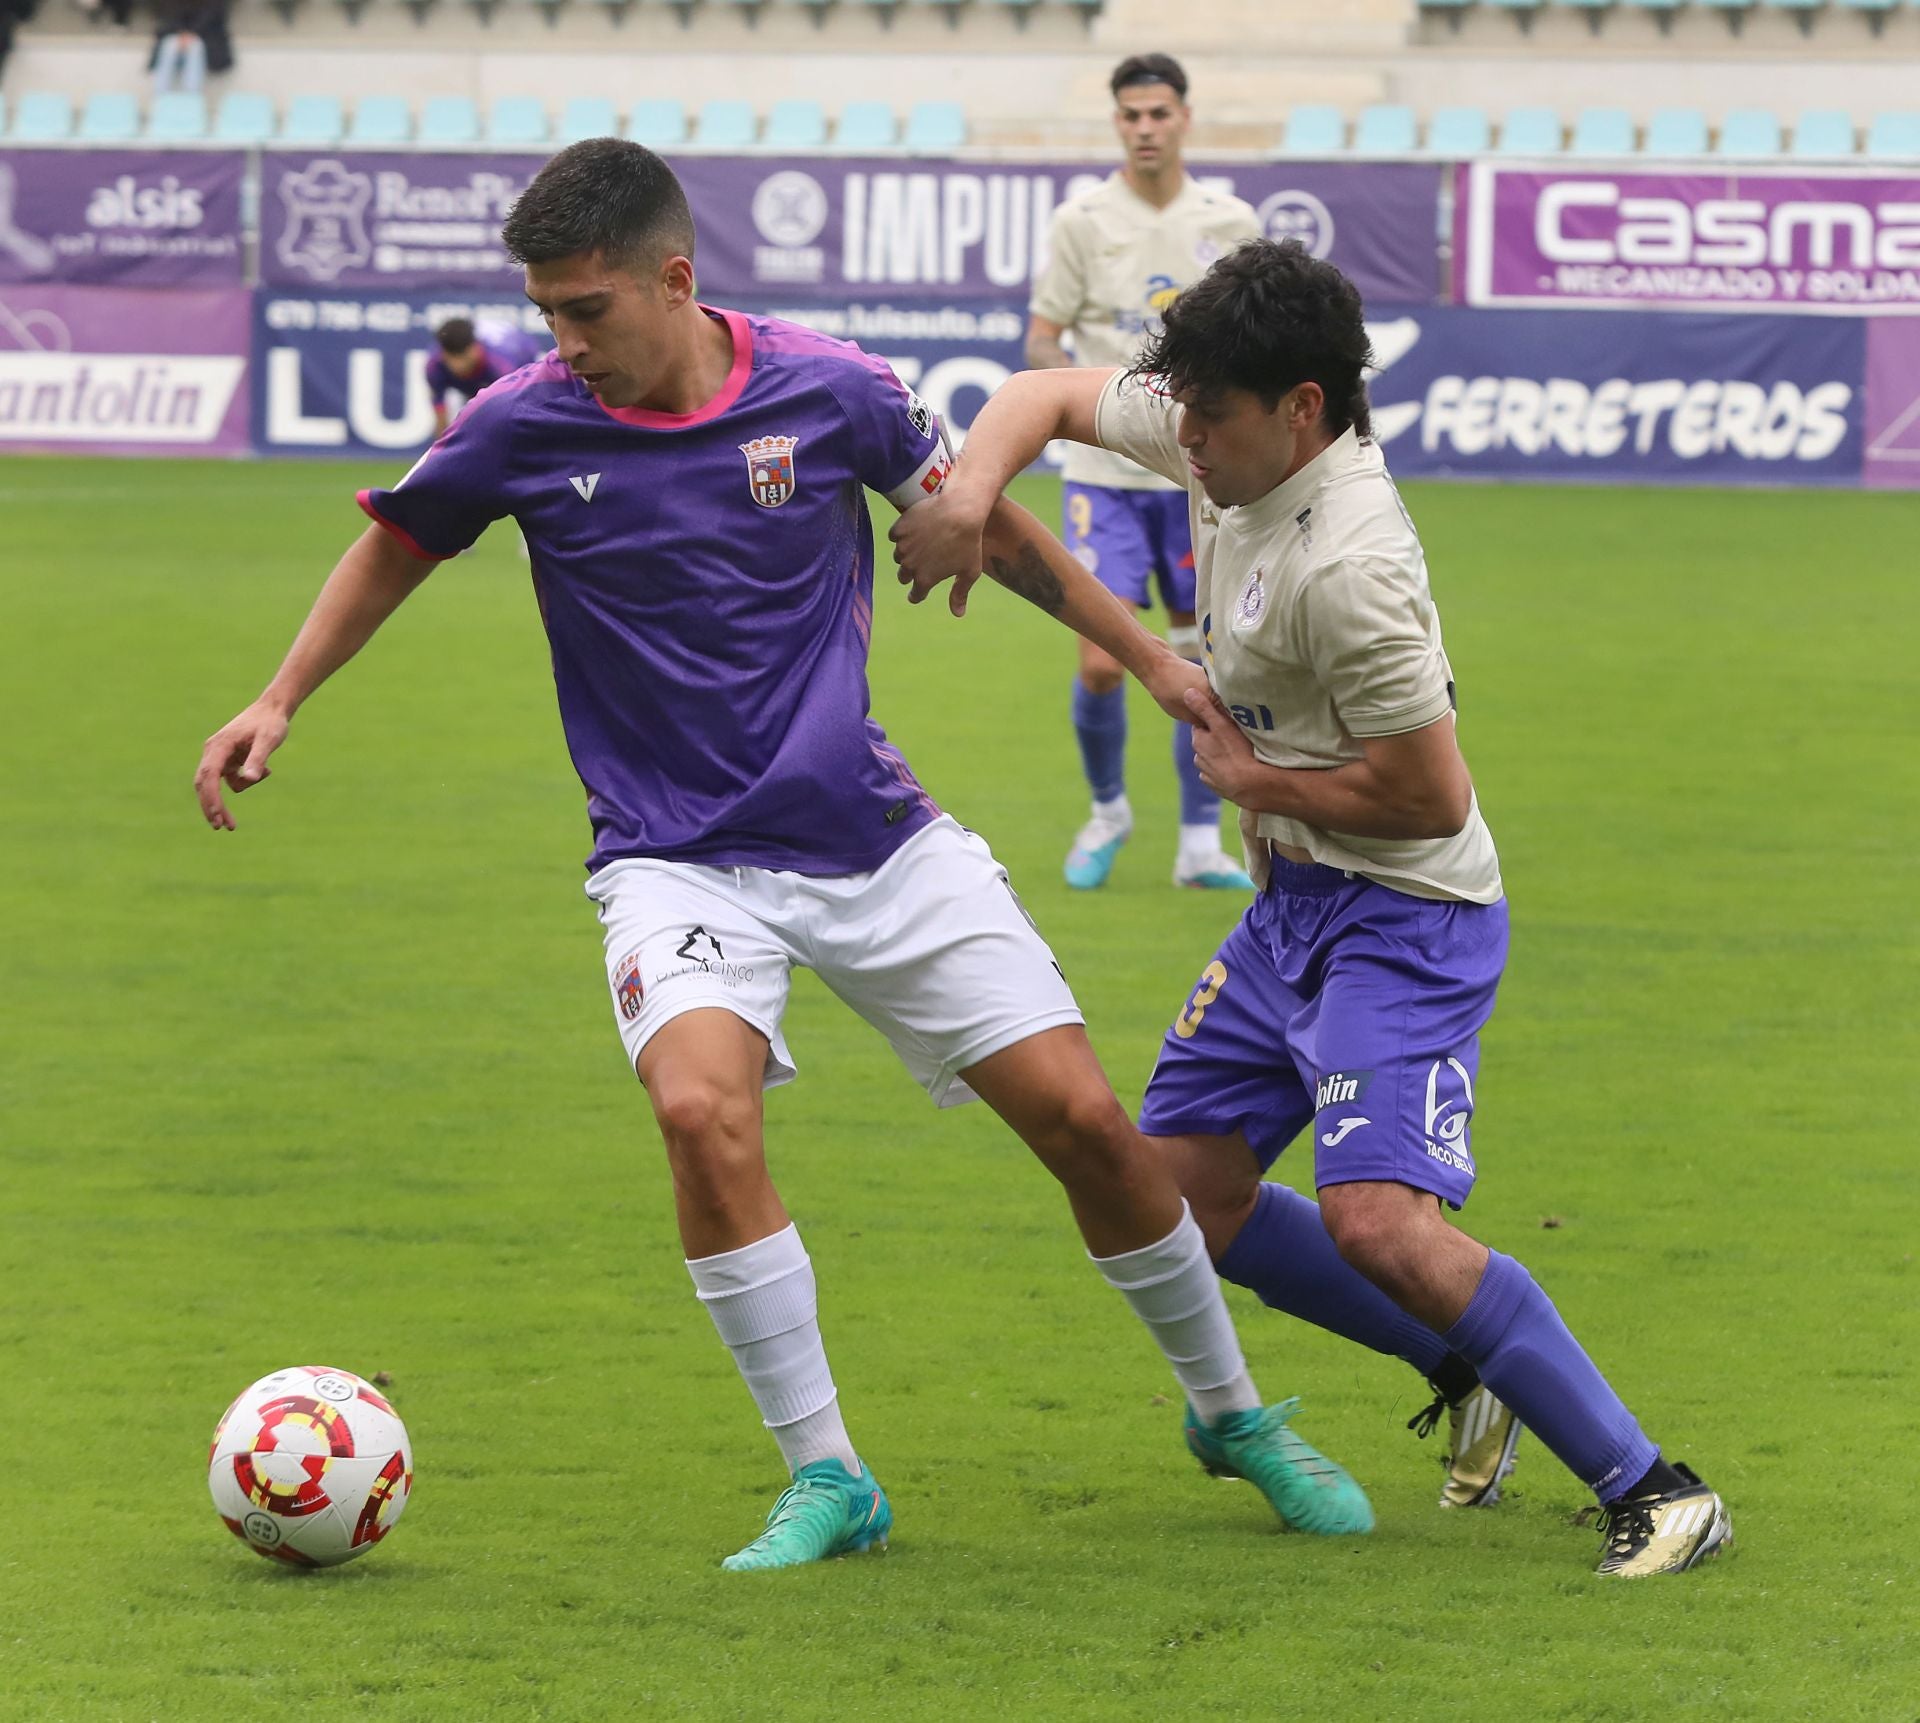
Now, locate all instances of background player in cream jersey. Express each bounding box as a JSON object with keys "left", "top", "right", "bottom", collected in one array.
[
  {"left": 1027, "top": 54, "right": 1260, "bottom": 893},
  {"left": 895, "top": 238, "right": 1734, "bottom": 1579}
]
